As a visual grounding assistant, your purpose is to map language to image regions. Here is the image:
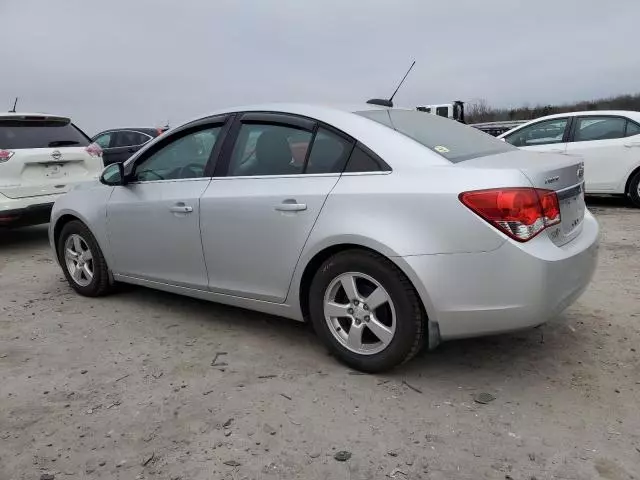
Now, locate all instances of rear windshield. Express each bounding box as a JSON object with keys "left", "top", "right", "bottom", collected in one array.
[
  {"left": 356, "top": 109, "right": 515, "bottom": 163},
  {"left": 0, "top": 118, "right": 90, "bottom": 149}
]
